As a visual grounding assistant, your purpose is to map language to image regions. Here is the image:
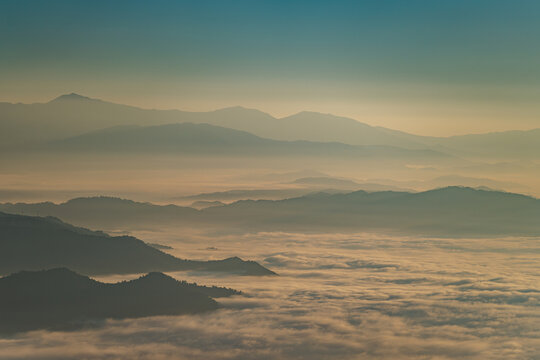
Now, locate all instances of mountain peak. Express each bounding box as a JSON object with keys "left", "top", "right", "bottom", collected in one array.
[
  {"left": 49, "top": 93, "right": 97, "bottom": 103},
  {"left": 212, "top": 106, "right": 275, "bottom": 119}
]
